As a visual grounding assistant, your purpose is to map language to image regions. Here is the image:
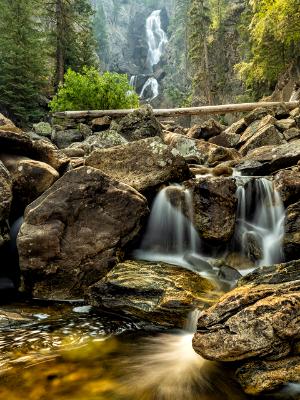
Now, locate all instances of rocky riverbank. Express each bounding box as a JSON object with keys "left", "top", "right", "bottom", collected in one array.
[{"left": 0, "top": 104, "right": 300, "bottom": 396}]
